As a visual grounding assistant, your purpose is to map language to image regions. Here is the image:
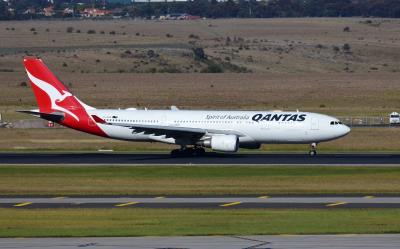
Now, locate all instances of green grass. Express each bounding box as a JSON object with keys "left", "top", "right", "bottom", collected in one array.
[
  {"left": 0, "top": 208, "right": 399, "bottom": 237},
  {"left": 1, "top": 165, "right": 400, "bottom": 195}
]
